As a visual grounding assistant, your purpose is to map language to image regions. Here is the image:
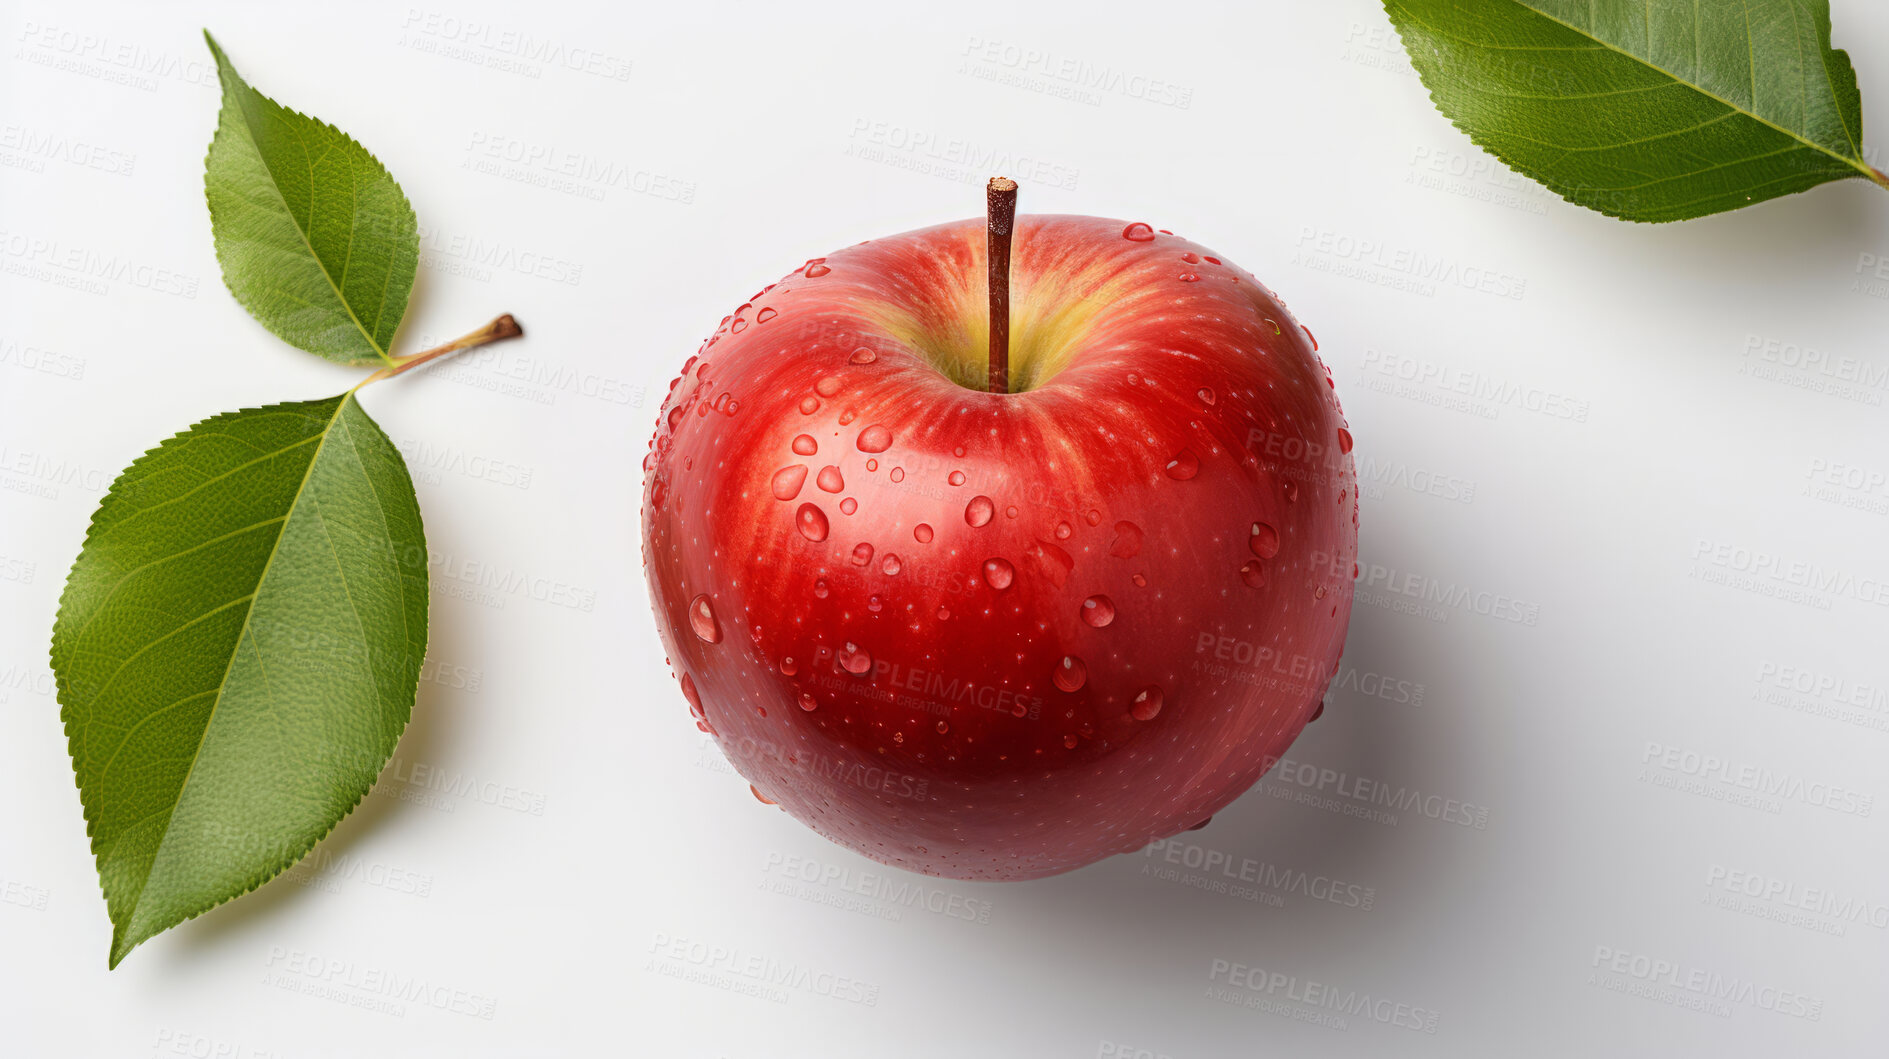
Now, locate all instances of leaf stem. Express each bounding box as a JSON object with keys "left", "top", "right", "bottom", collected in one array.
[
  {"left": 352, "top": 314, "right": 524, "bottom": 391},
  {"left": 1869, "top": 166, "right": 1889, "bottom": 192}
]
